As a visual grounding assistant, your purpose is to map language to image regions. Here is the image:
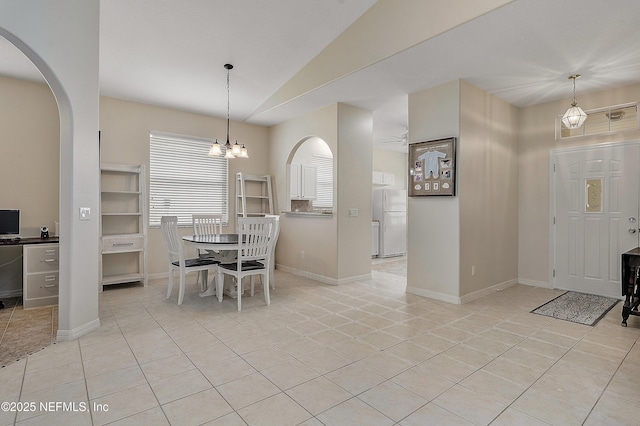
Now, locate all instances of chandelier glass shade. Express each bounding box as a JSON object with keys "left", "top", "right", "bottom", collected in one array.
[
  {"left": 561, "top": 74, "right": 587, "bottom": 129},
  {"left": 208, "top": 64, "right": 248, "bottom": 158}
]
